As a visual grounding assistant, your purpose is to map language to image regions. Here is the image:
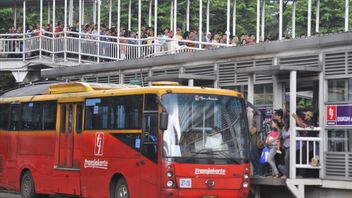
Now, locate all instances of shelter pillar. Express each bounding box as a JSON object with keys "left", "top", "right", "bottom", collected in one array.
[
  {"left": 345, "top": 0, "right": 349, "bottom": 31},
  {"left": 232, "top": 0, "right": 236, "bottom": 36},
  {"left": 13, "top": 2, "right": 17, "bottom": 28},
  {"left": 256, "top": 0, "right": 260, "bottom": 43},
  {"left": 292, "top": 0, "right": 296, "bottom": 38},
  {"left": 308, "top": 0, "right": 312, "bottom": 36},
  {"left": 23, "top": 0, "right": 26, "bottom": 61},
  {"left": 272, "top": 75, "right": 283, "bottom": 110},
  {"left": 248, "top": 74, "right": 254, "bottom": 104},
  {"left": 289, "top": 70, "right": 297, "bottom": 179},
  {"left": 279, "top": 0, "right": 283, "bottom": 40},
  {"left": 69, "top": 0, "right": 73, "bottom": 26}
]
